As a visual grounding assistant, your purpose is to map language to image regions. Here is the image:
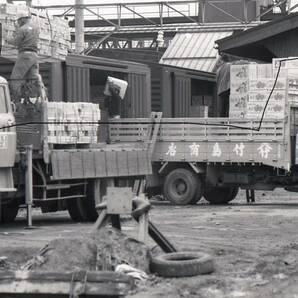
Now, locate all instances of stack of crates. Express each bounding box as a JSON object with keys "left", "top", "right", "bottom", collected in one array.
[
  {"left": 229, "top": 62, "right": 289, "bottom": 119},
  {"left": 46, "top": 102, "right": 101, "bottom": 145},
  {"left": 272, "top": 58, "right": 298, "bottom": 106},
  {"left": 0, "top": 4, "right": 70, "bottom": 60}
]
